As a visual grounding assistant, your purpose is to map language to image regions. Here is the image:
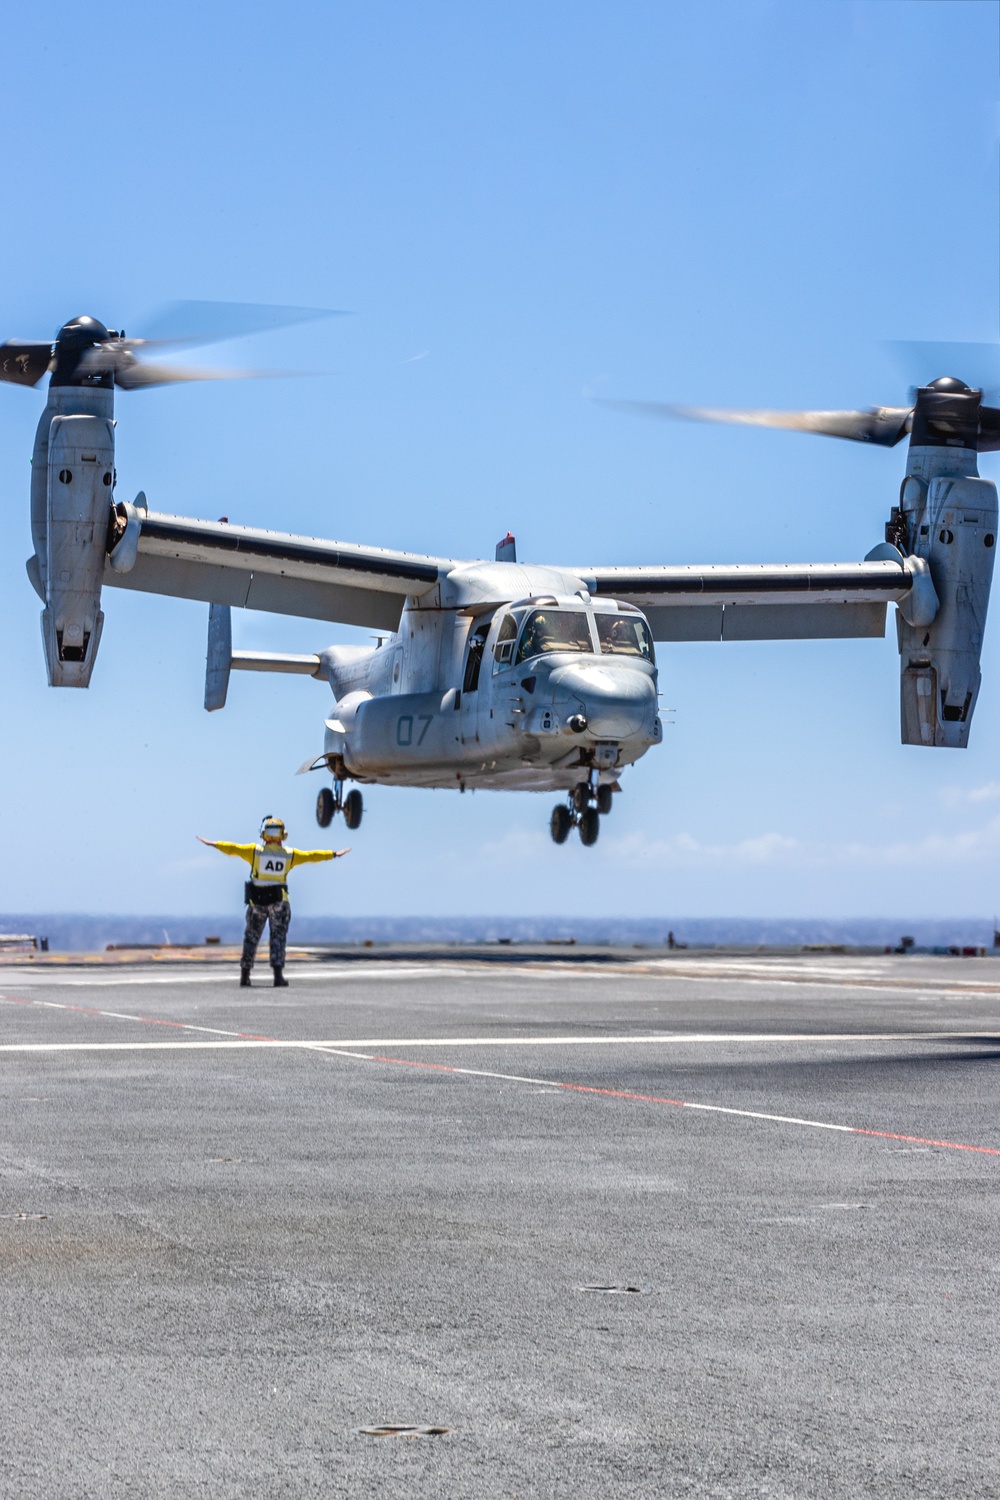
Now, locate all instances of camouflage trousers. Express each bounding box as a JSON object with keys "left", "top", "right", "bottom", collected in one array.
[{"left": 242, "top": 901, "right": 291, "bottom": 969}]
